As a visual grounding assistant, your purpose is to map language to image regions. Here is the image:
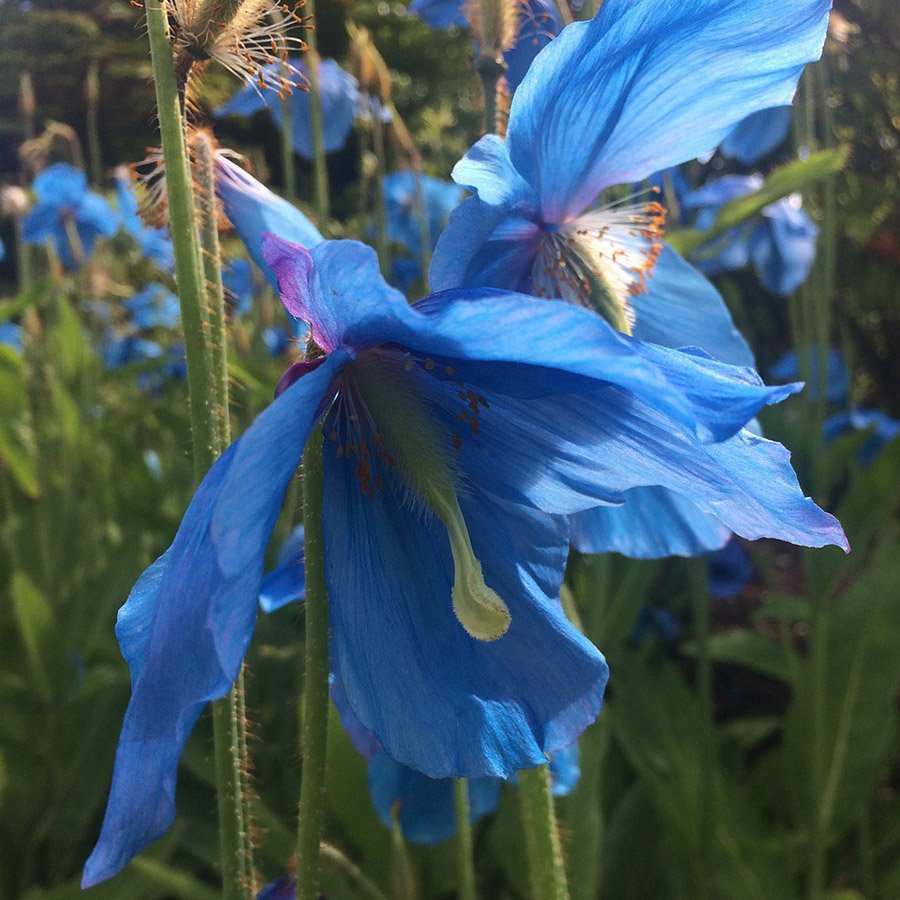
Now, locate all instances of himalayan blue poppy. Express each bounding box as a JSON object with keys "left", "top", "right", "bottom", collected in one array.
[{"left": 719, "top": 106, "right": 793, "bottom": 165}]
